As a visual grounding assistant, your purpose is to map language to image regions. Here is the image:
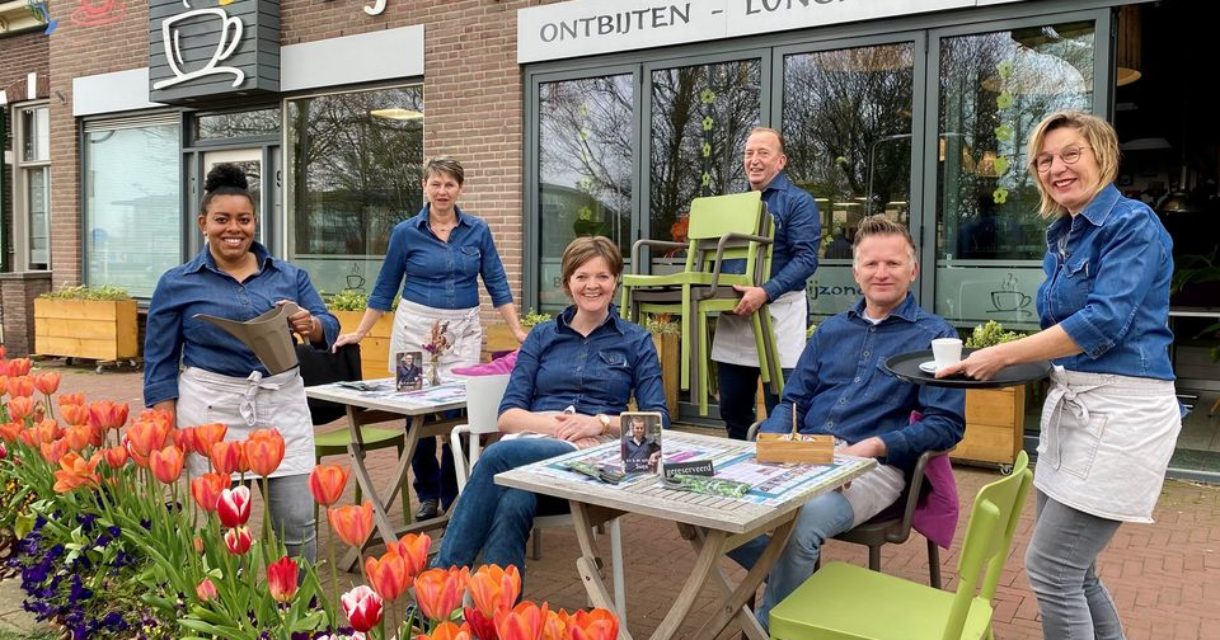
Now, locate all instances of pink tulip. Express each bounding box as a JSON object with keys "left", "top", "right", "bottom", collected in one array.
[
  {"left": 195, "top": 578, "right": 218, "bottom": 602},
  {"left": 340, "top": 585, "right": 383, "bottom": 633}
]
